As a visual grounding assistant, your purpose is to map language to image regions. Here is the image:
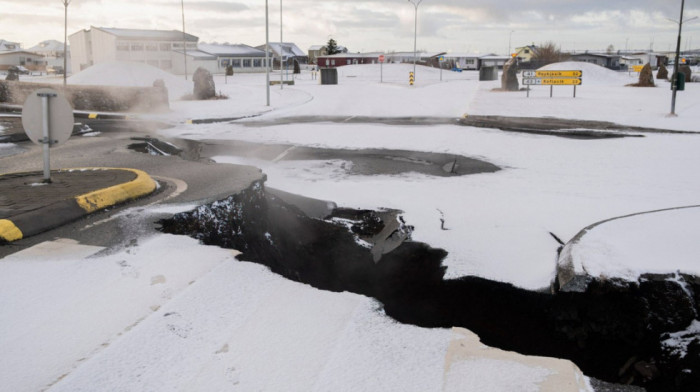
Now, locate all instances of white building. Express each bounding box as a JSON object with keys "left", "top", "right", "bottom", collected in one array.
[
  {"left": 198, "top": 43, "right": 269, "bottom": 73},
  {"left": 256, "top": 42, "right": 308, "bottom": 66},
  {"left": 26, "top": 40, "right": 71, "bottom": 74},
  {"left": 69, "top": 26, "right": 199, "bottom": 75}
]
